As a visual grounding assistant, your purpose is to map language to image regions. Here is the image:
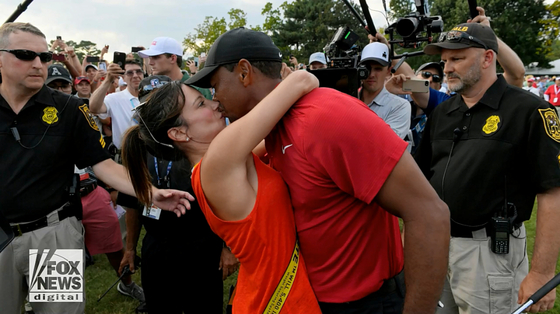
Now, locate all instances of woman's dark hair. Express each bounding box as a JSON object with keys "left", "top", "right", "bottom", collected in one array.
[{"left": 121, "top": 81, "right": 187, "bottom": 205}]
